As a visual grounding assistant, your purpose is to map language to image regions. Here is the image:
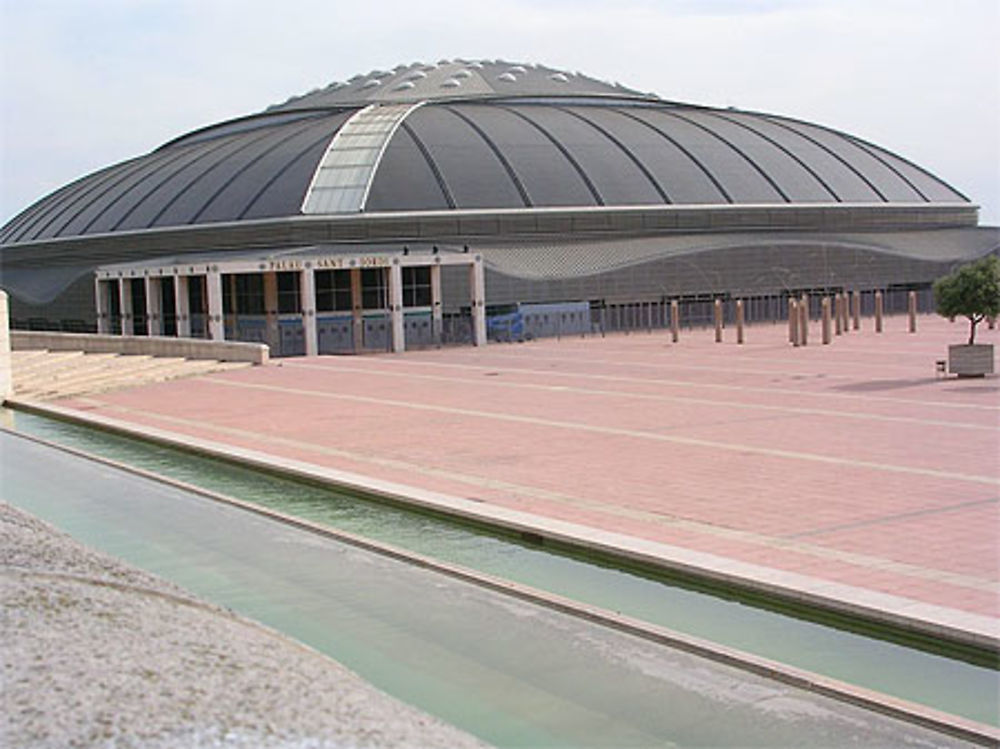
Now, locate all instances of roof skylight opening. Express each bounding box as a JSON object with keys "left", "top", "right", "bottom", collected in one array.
[
  {"left": 441, "top": 79, "right": 462, "bottom": 88},
  {"left": 405, "top": 70, "right": 428, "bottom": 81},
  {"left": 360, "top": 79, "right": 381, "bottom": 89},
  {"left": 507, "top": 65, "right": 527, "bottom": 75},
  {"left": 497, "top": 72, "right": 517, "bottom": 82},
  {"left": 454, "top": 69, "right": 473, "bottom": 79},
  {"left": 393, "top": 81, "right": 416, "bottom": 91},
  {"left": 549, "top": 73, "right": 569, "bottom": 82},
  {"left": 468, "top": 61, "right": 484, "bottom": 68}
]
